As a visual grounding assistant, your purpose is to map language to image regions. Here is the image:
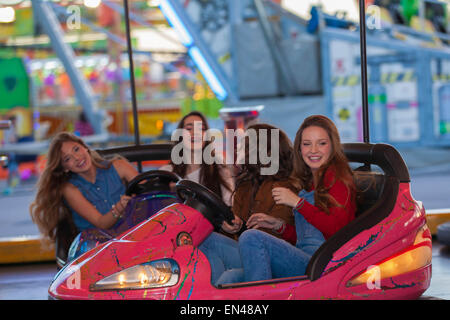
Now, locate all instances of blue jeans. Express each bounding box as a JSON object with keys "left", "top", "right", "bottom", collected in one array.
[
  {"left": 238, "top": 190, "right": 325, "bottom": 282},
  {"left": 198, "top": 232, "right": 242, "bottom": 286},
  {"left": 200, "top": 191, "right": 325, "bottom": 285}
]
